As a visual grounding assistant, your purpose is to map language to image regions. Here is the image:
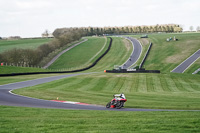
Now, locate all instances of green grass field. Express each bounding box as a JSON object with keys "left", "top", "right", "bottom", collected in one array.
[
  {"left": 0, "top": 66, "right": 50, "bottom": 74},
  {"left": 48, "top": 37, "right": 107, "bottom": 70},
  {"left": 87, "top": 37, "right": 133, "bottom": 72},
  {"left": 135, "top": 33, "right": 200, "bottom": 73},
  {"left": 0, "top": 38, "right": 52, "bottom": 53},
  {"left": 14, "top": 72, "right": 200, "bottom": 110},
  {"left": 48, "top": 37, "right": 133, "bottom": 72},
  {"left": 0, "top": 106, "right": 200, "bottom": 133}
]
